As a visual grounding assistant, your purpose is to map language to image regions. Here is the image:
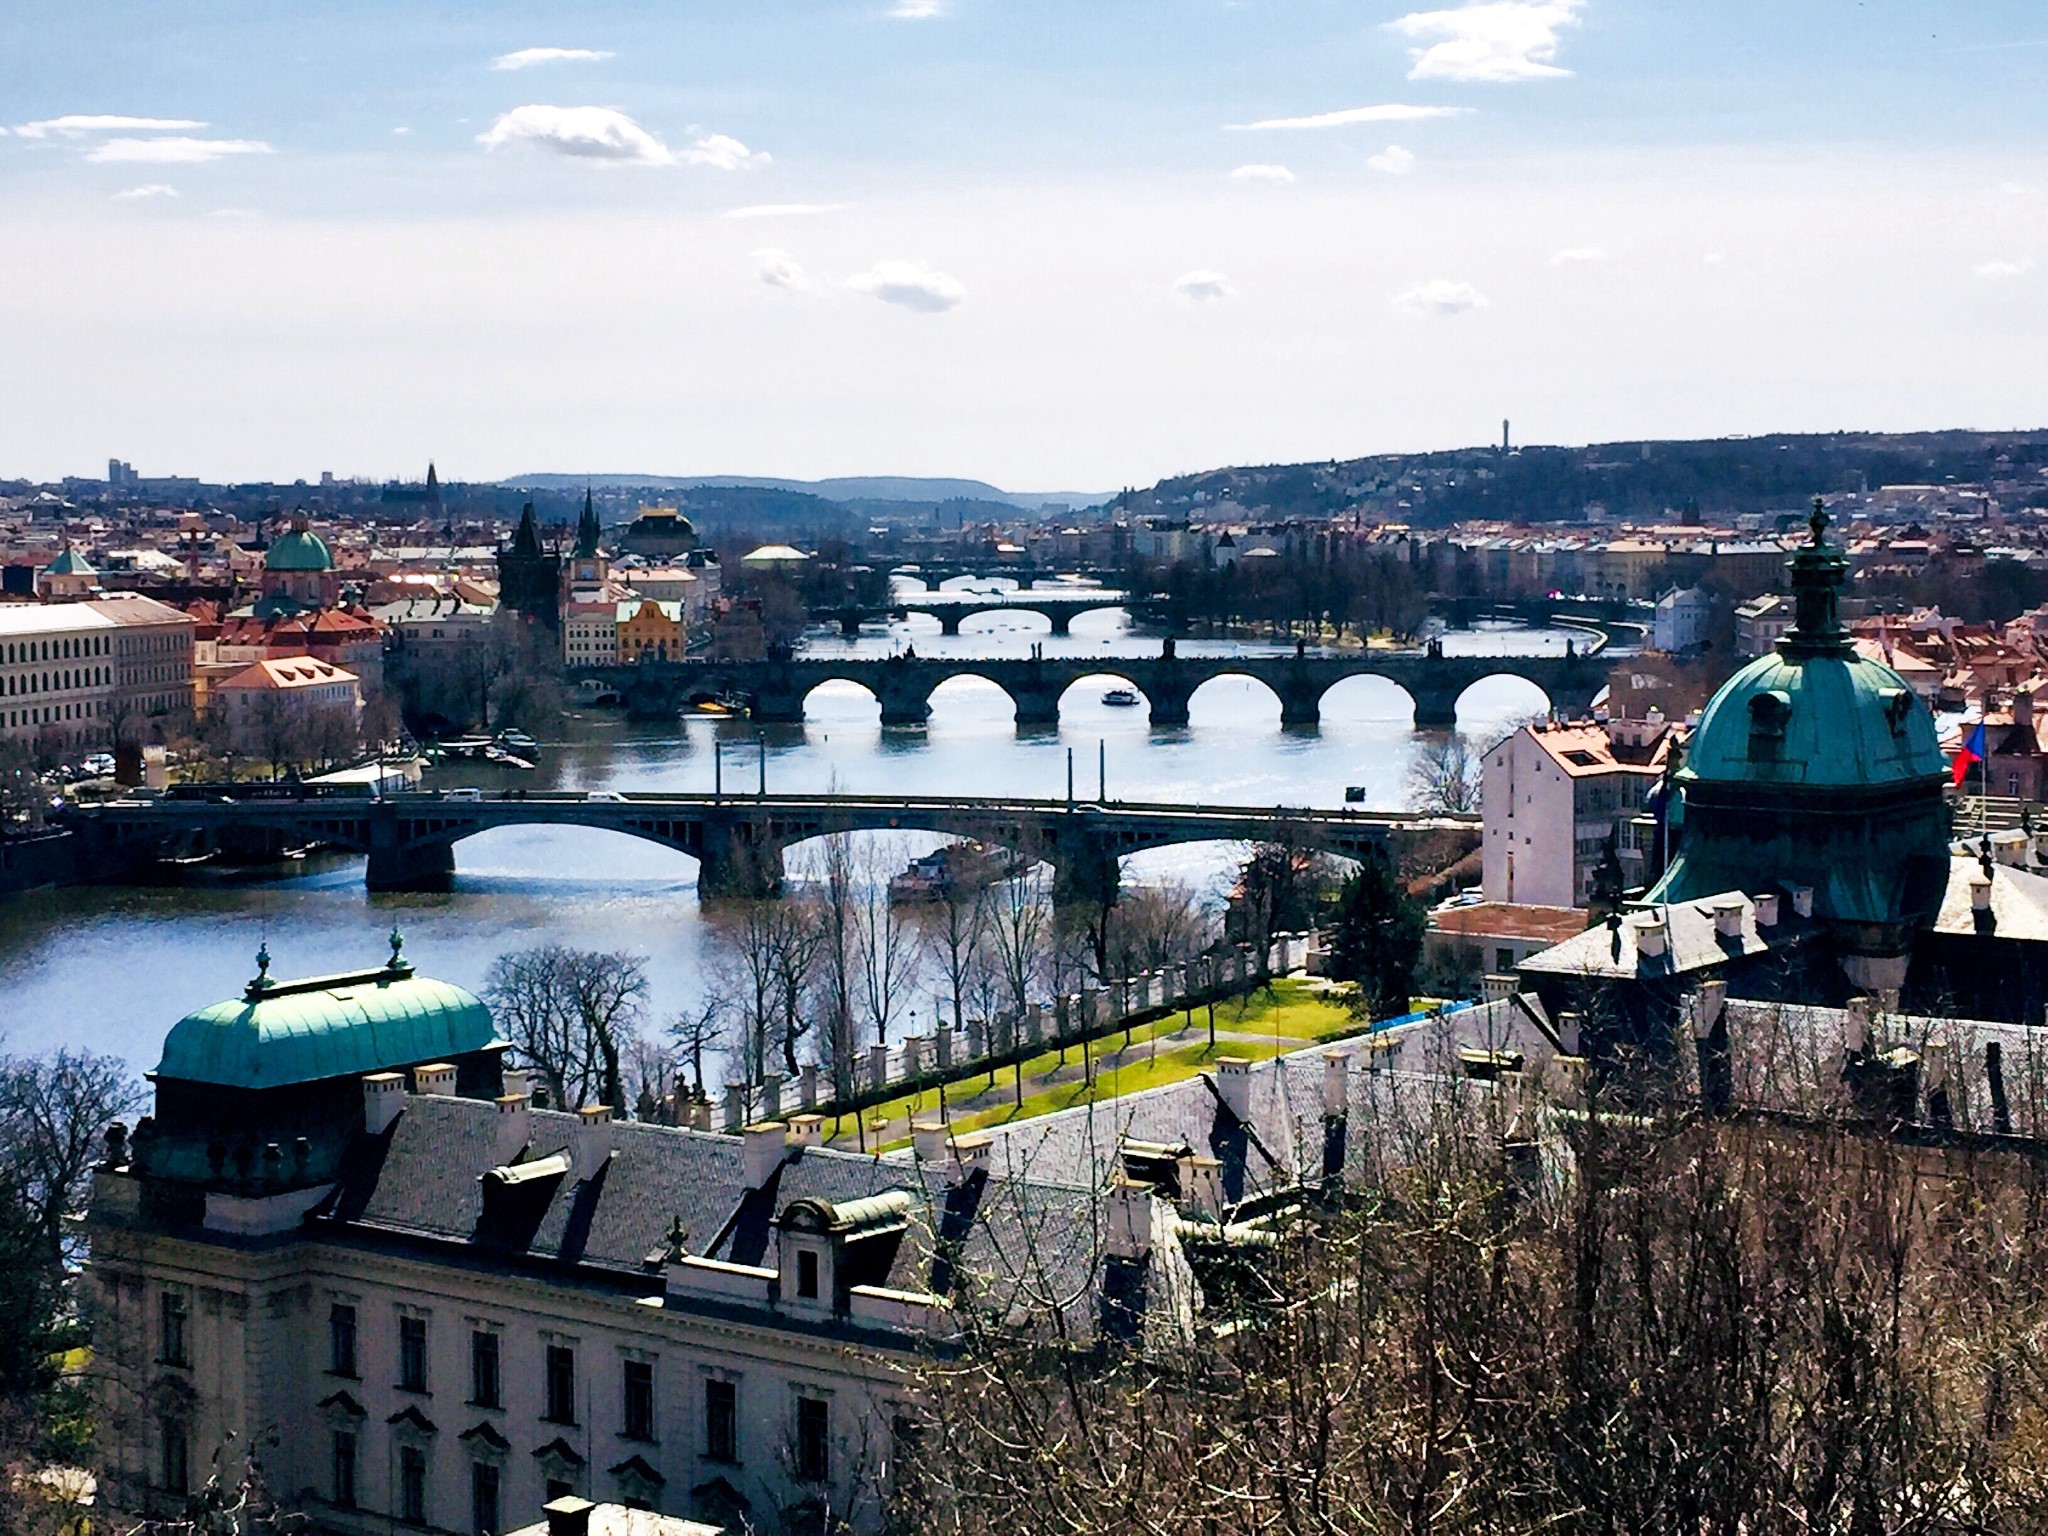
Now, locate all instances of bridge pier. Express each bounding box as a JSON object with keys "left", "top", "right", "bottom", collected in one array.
[
  {"left": 366, "top": 840, "right": 456, "bottom": 893},
  {"left": 1411, "top": 685, "right": 1462, "bottom": 729},
  {"left": 1145, "top": 683, "right": 1192, "bottom": 728},
  {"left": 1277, "top": 686, "right": 1323, "bottom": 730},
  {"left": 696, "top": 824, "right": 785, "bottom": 900},
  {"left": 1047, "top": 612, "right": 1071, "bottom": 637},
  {"left": 937, "top": 614, "right": 963, "bottom": 636},
  {"left": 1048, "top": 826, "right": 1121, "bottom": 912}
]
